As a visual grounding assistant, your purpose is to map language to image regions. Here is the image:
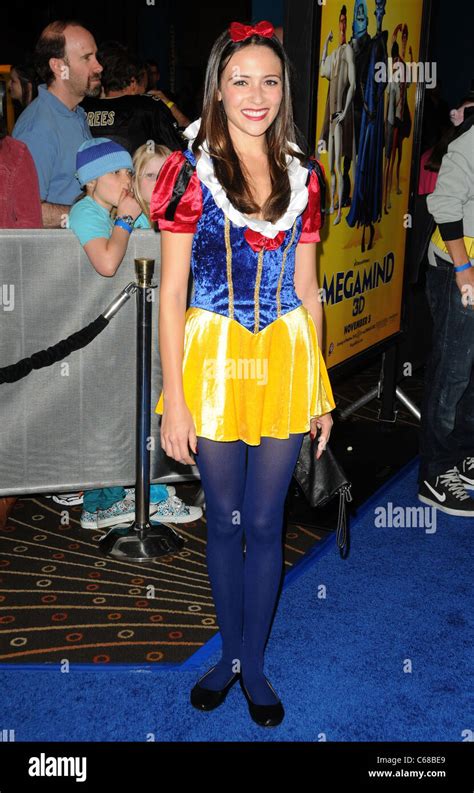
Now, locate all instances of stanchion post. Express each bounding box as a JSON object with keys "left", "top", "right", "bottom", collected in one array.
[
  {"left": 98, "top": 258, "right": 185, "bottom": 560},
  {"left": 135, "top": 258, "right": 153, "bottom": 531}
]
